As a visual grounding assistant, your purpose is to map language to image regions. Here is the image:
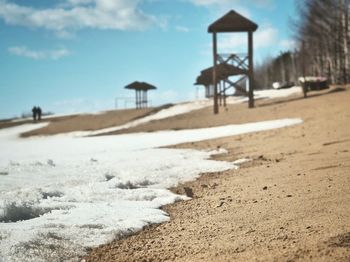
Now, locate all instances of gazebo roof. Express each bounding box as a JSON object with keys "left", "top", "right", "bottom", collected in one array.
[
  {"left": 124, "top": 81, "right": 157, "bottom": 91},
  {"left": 195, "top": 64, "right": 247, "bottom": 86},
  {"left": 208, "top": 10, "right": 258, "bottom": 33},
  {"left": 195, "top": 74, "right": 210, "bottom": 86},
  {"left": 202, "top": 64, "right": 247, "bottom": 77}
]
